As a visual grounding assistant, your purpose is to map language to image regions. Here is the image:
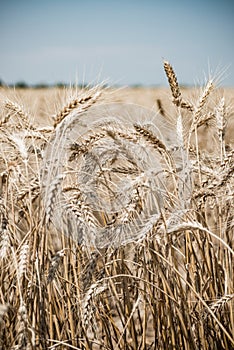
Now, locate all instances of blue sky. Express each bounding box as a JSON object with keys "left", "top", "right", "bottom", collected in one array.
[{"left": 0, "top": 0, "right": 233, "bottom": 86}]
